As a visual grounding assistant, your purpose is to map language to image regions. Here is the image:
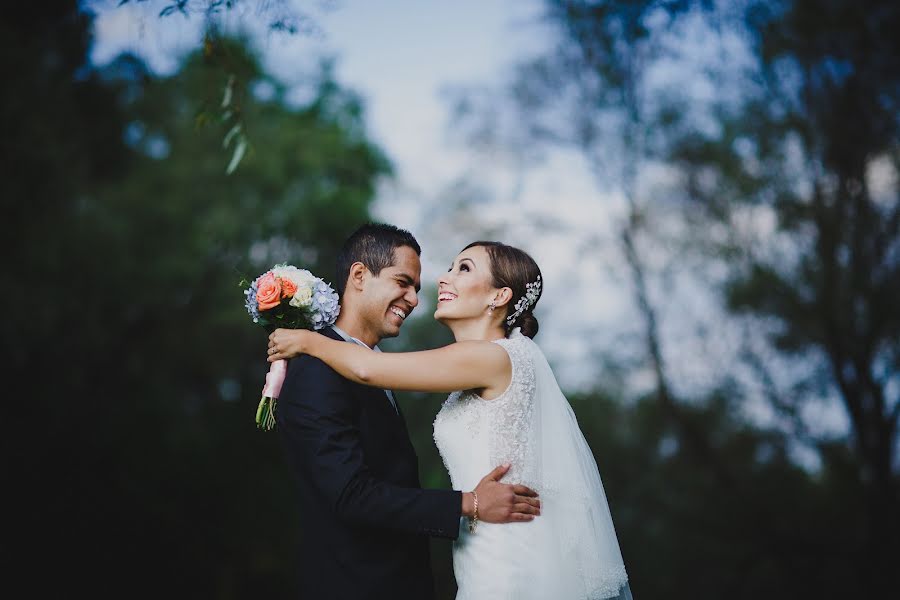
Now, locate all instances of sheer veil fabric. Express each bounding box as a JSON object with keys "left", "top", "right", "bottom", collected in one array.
[{"left": 517, "top": 329, "right": 631, "bottom": 598}]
